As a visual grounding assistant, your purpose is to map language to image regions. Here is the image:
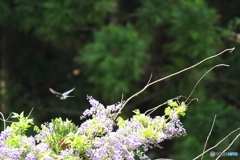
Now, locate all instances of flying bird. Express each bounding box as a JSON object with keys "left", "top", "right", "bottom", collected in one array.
[{"left": 49, "top": 87, "right": 75, "bottom": 100}]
